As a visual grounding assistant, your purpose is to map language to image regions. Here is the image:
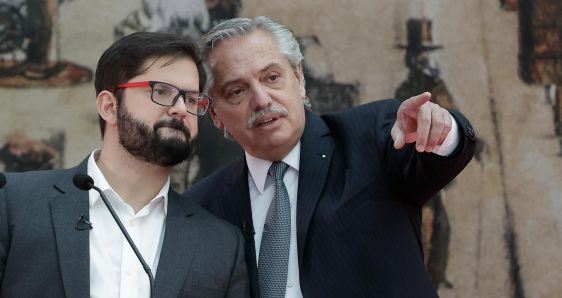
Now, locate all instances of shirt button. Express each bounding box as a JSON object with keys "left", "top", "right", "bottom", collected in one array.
[{"left": 287, "top": 282, "right": 293, "bottom": 288}]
